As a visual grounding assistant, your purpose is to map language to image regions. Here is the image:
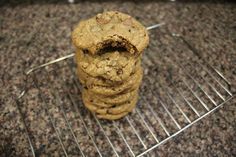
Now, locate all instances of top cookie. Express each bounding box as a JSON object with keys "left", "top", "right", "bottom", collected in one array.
[{"left": 72, "top": 11, "right": 149, "bottom": 55}]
